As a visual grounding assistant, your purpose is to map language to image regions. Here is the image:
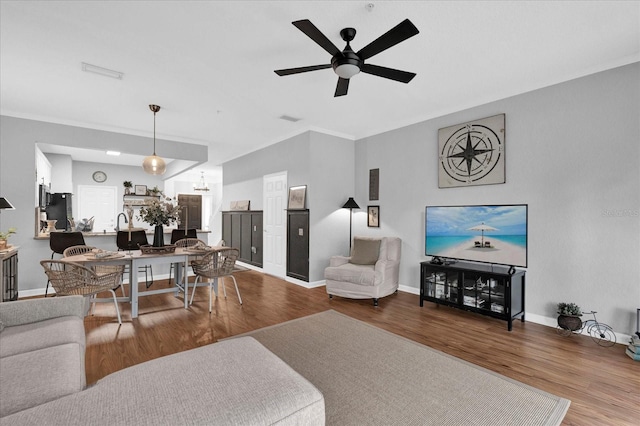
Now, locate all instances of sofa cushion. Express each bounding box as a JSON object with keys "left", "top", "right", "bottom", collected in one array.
[
  {"left": 0, "top": 316, "right": 85, "bottom": 359},
  {"left": 325, "top": 263, "right": 380, "bottom": 286},
  {"left": 3, "top": 337, "right": 324, "bottom": 425},
  {"left": 350, "top": 238, "right": 381, "bottom": 265},
  {"left": 0, "top": 343, "right": 85, "bottom": 417}
]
